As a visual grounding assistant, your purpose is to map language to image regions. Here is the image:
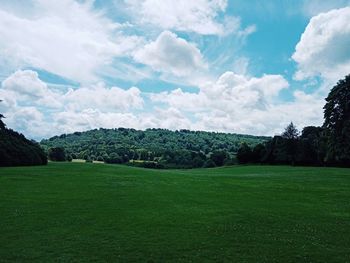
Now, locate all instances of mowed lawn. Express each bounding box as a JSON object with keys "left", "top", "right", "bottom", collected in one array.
[{"left": 0, "top": 163, "right": 349, "bottom": 262}]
